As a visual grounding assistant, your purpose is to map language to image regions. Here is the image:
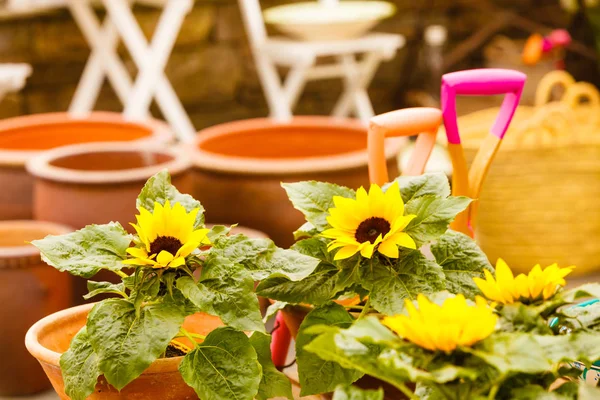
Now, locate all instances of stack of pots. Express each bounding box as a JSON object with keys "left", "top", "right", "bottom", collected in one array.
[{"left": 4, "top": 112, "right": 403, "bottom": 396}]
